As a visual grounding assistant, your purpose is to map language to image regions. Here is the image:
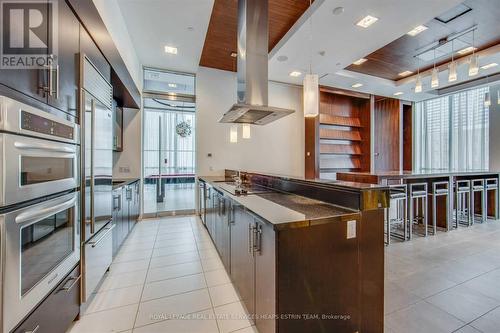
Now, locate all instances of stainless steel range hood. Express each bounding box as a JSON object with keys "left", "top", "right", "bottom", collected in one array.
[{"left": 218, "top": 0, "right": 294, "bottom": 125}]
